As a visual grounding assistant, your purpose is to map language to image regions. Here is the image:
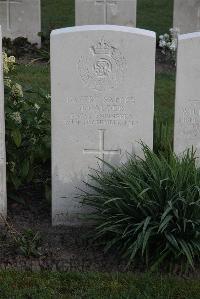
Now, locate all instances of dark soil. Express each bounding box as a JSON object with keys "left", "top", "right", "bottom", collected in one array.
[
  {"left": 156, "top": 48, "right": 176, "bottom": 74},
  {"left": 0, "top": 186, "right": 132, "bottom": 272},
  {"left": 0, "top": 188, "right": 199, "bottom": 277}
]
